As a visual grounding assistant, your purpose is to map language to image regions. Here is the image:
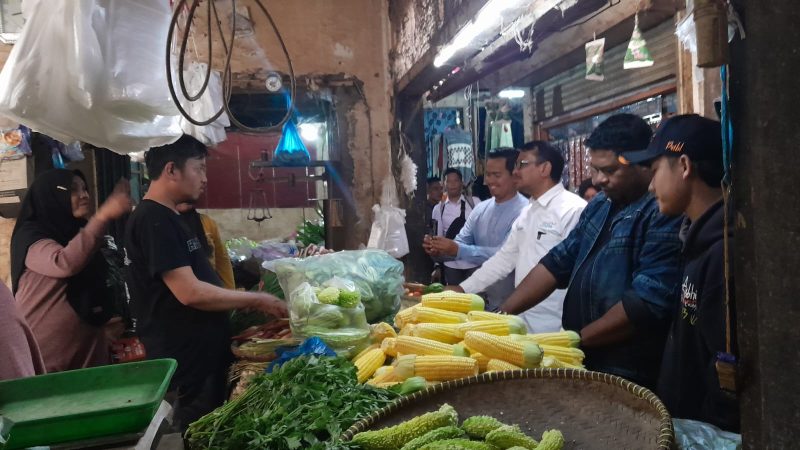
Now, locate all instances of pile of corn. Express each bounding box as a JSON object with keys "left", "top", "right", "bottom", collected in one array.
[{"left": 351, "top": 292, "right": 585, "bottom": 388}]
